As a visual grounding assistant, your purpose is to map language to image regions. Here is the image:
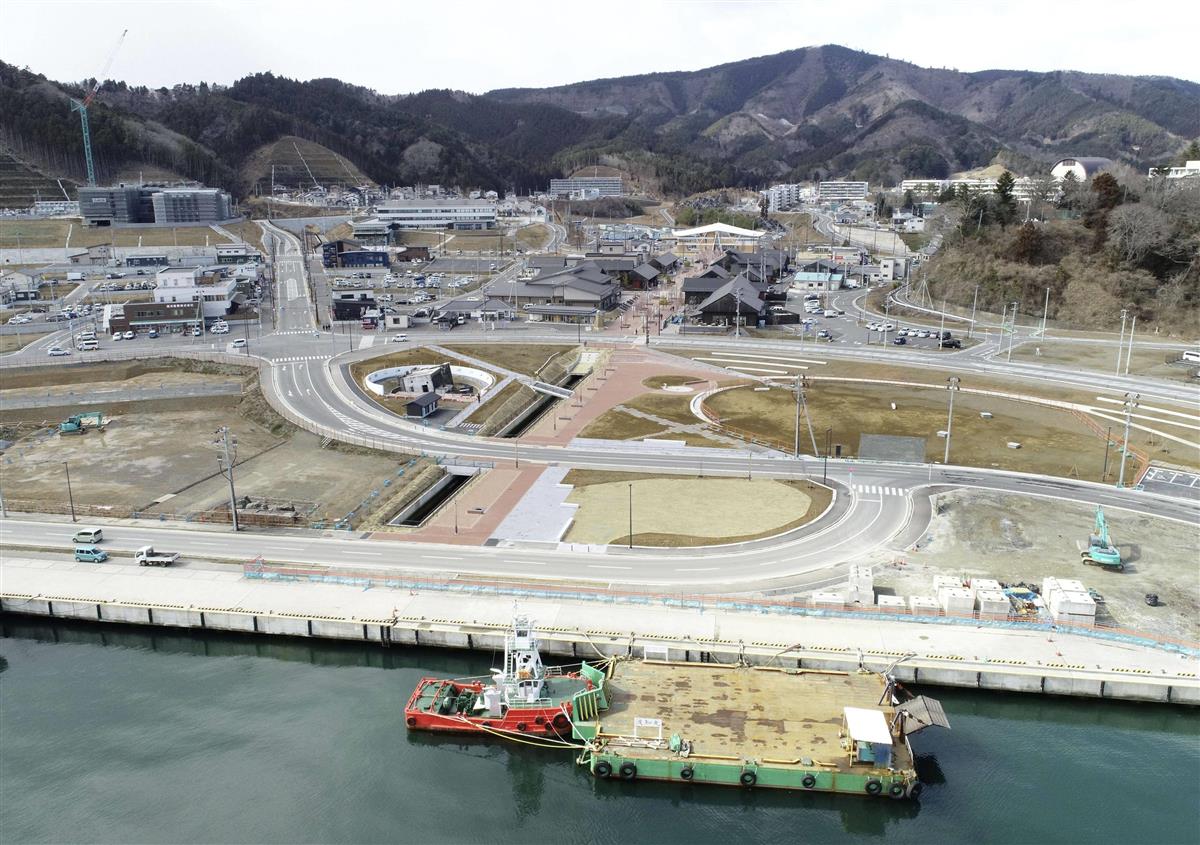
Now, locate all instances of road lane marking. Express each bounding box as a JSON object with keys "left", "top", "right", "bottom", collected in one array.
[
  {"left": 675, "top": 567, "right": 718, "bottom": 572},
  {"left": 422, "top": 555, "right": 463, "bottom": 561},
  {"left": 343, "top": 550, "right": 383, "bottom": 556},
  {"left": 504, "top": 559, "right": 546, "bottom": 565},
  {"left": 588, "top": 564, "right": 633, "bottom": 570}
]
